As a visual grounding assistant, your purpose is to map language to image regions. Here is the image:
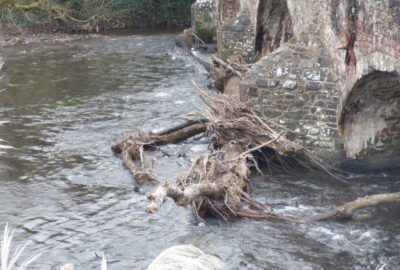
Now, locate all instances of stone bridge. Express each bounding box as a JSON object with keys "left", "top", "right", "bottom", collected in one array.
[{"left": 192, "top": 0, "right": 400, "bottom": 171}]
